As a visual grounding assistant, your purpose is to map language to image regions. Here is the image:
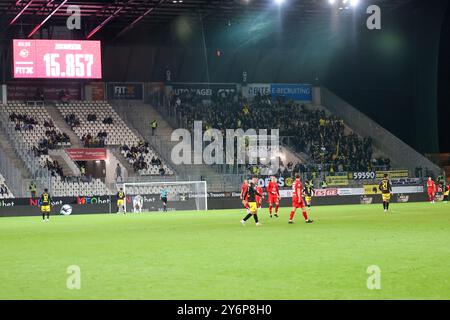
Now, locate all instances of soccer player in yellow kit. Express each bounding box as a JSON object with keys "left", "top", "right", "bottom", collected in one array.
[
  {"left": 240, "top": 180, "right": 263, "bottom": 226},
  {"left": 40, "top": 188, "right": 51, "bottom": 221},
  {"left": 117, "top": 188, "right": 126, "bottom": 214},
  {"left": 379, "top": 174, "right": 393, "bottom": 212}
]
